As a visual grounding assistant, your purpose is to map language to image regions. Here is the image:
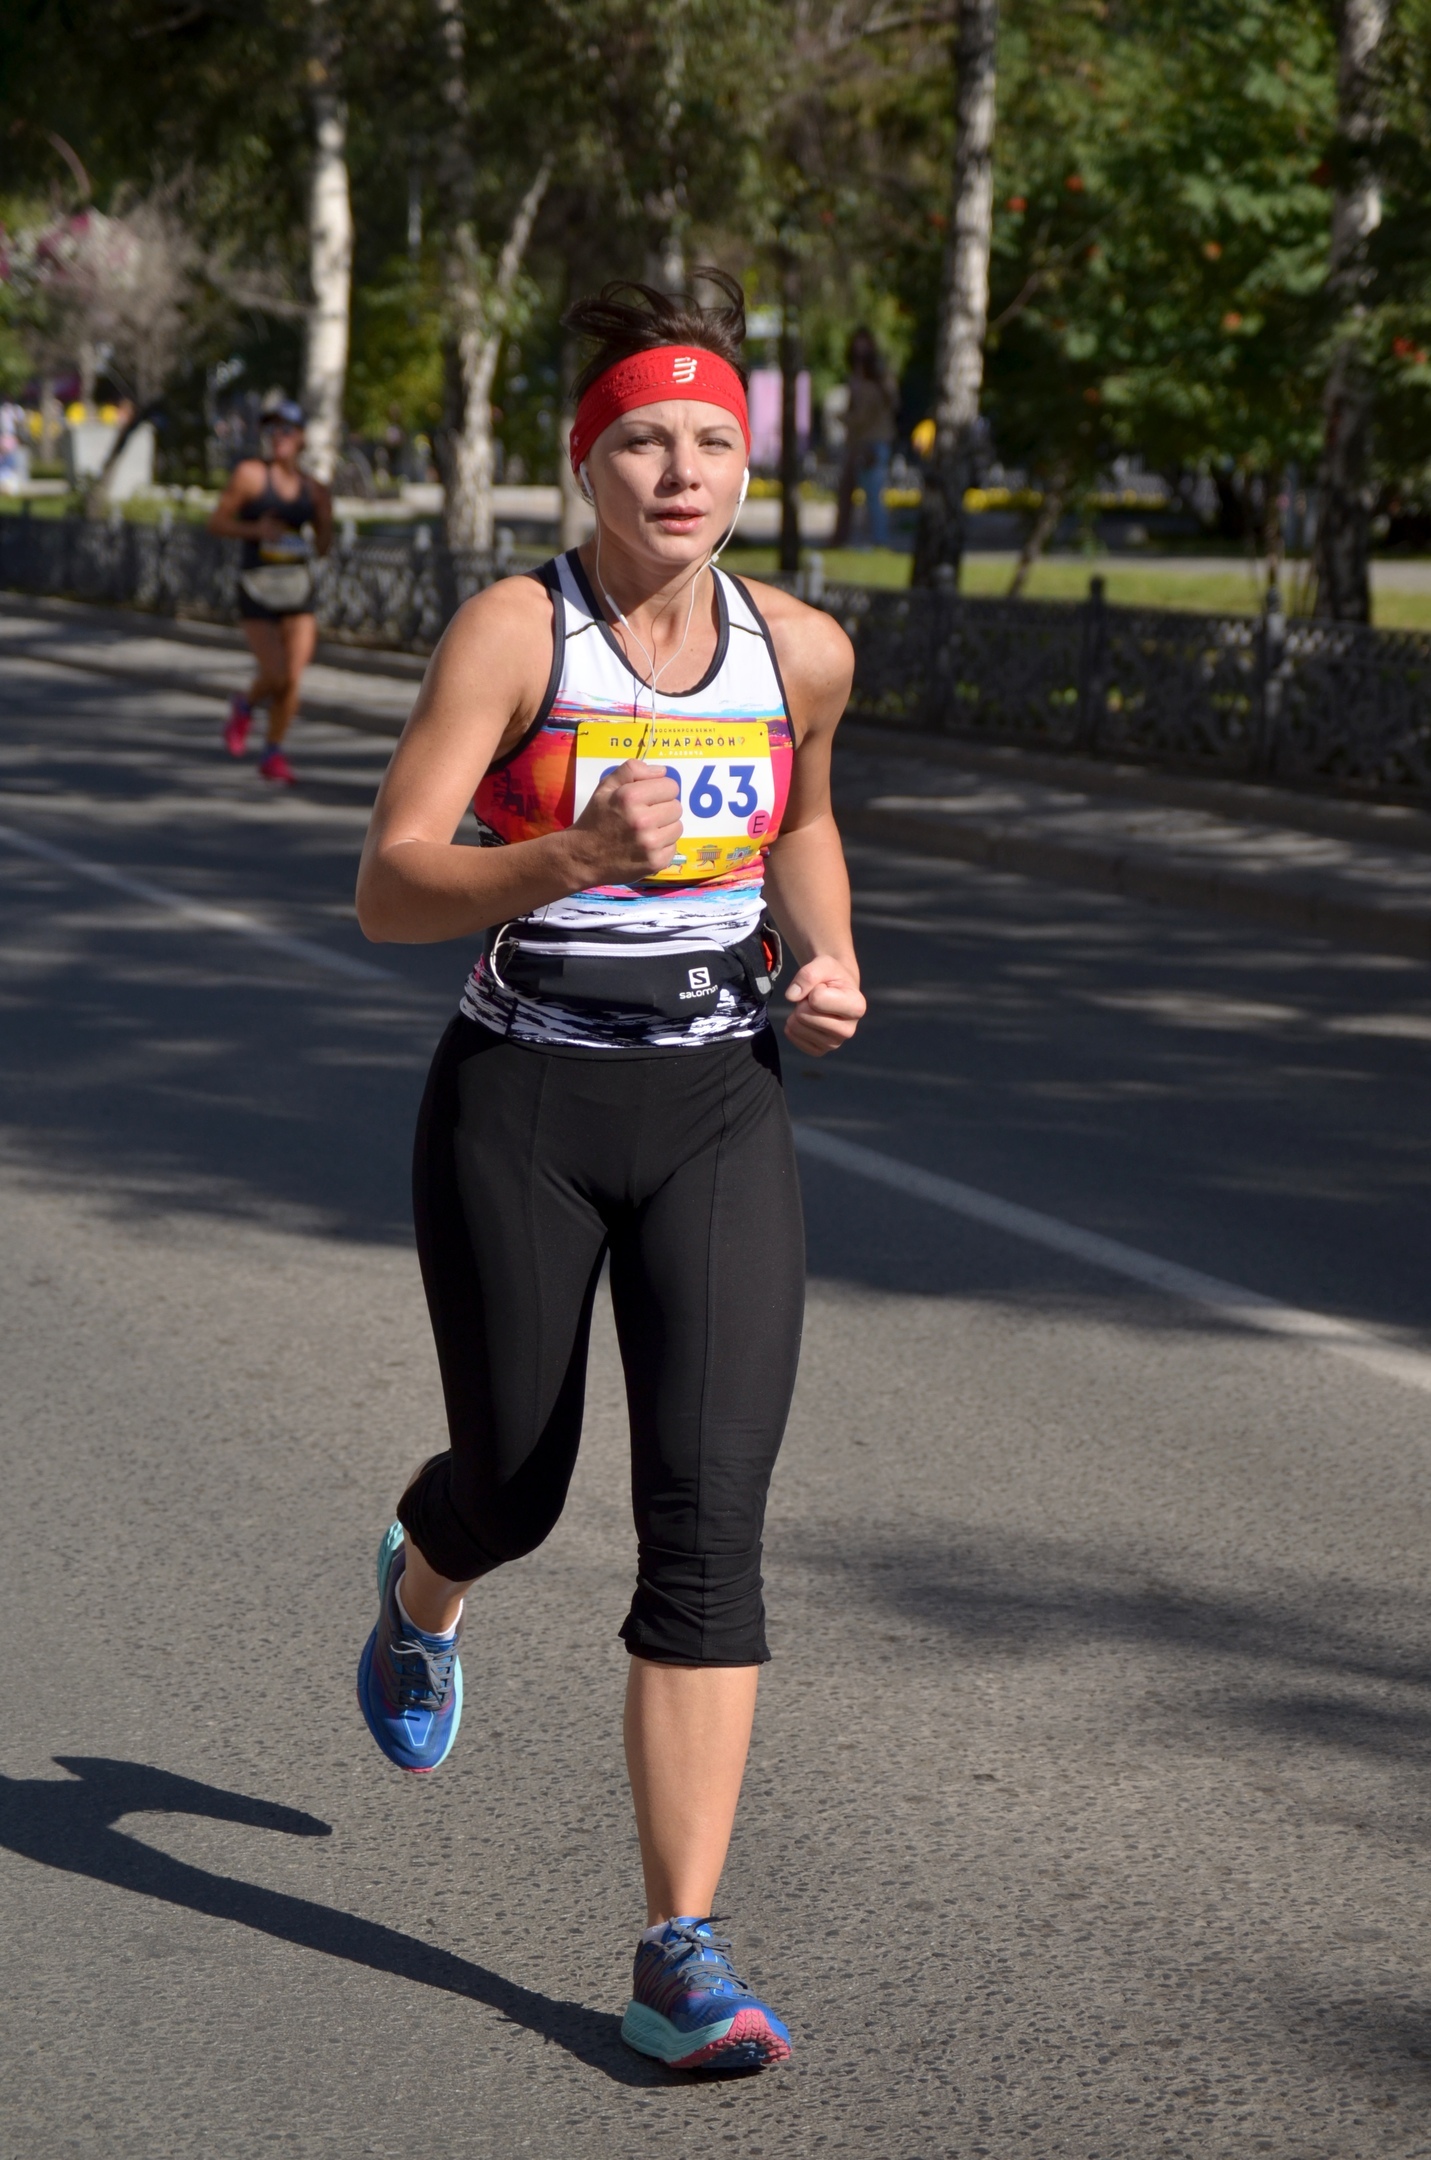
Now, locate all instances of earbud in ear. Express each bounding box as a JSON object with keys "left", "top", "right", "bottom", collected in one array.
[
  {"left": 578, "top": 461, "right": 595, "bottom": 505},
  {"left": 738, "top": 468, "right": 750, "bottom": 506}
]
